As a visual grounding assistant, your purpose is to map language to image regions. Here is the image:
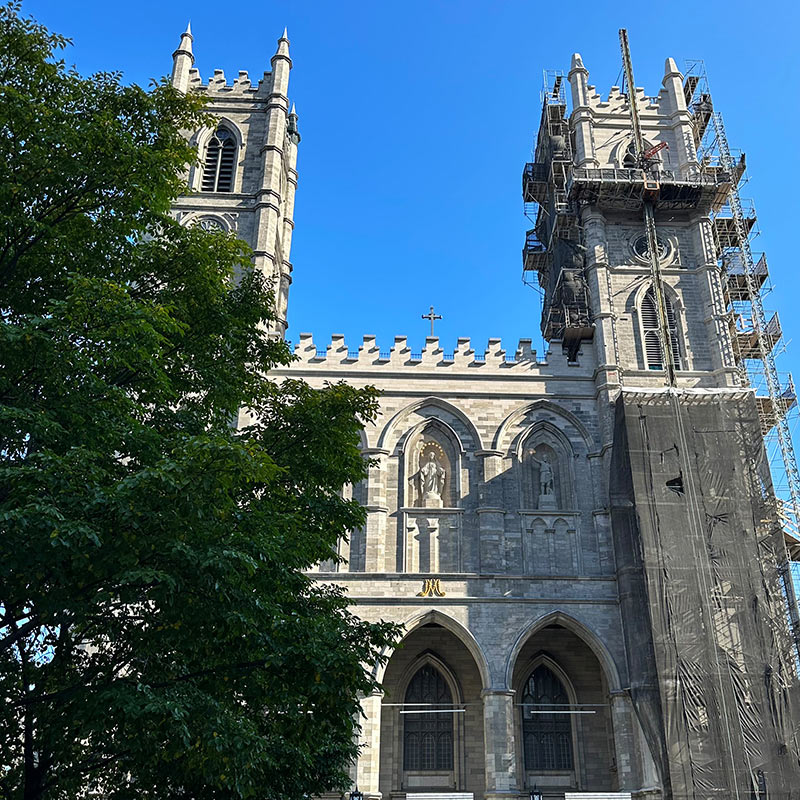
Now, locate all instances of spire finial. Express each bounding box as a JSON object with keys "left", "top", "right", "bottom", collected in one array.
[
  {"left": 171, "top": 20, "right": 195, "bottom": 91},
  {"left": 281, "top": 27, "right": 289, "bottom": 41},
  {"left": 287, "top": 102, "right": 300, "bottom": 142},
  {"left": 273, "top": 27, "right": 291, "bottom": 63},
  {"left": 175, "top": 21, "right": 193, "bottom": 53},
  {"left": 664, "top": 57, "right": 681, "bottom": 78}
]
